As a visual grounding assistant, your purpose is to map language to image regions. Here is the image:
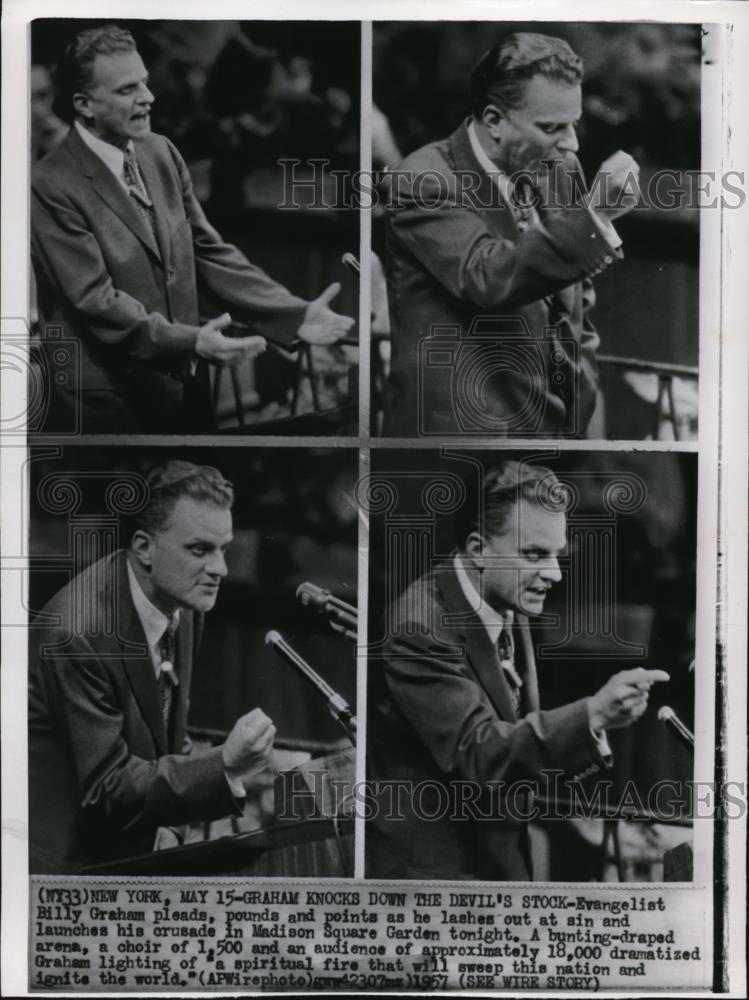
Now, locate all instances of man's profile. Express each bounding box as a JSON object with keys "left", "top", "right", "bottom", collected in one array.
[
  {"left": 366, "top": 460, "right": 668, "bottom": 880},
  {"left": 381, "top": 32, "right": 640, "bottom": 438},
  {"left": 29, "top": 461, "right": 276, "bottom": 874},
  {"left": 31, "top": 25, "right": 354, "bottom": 433}
]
